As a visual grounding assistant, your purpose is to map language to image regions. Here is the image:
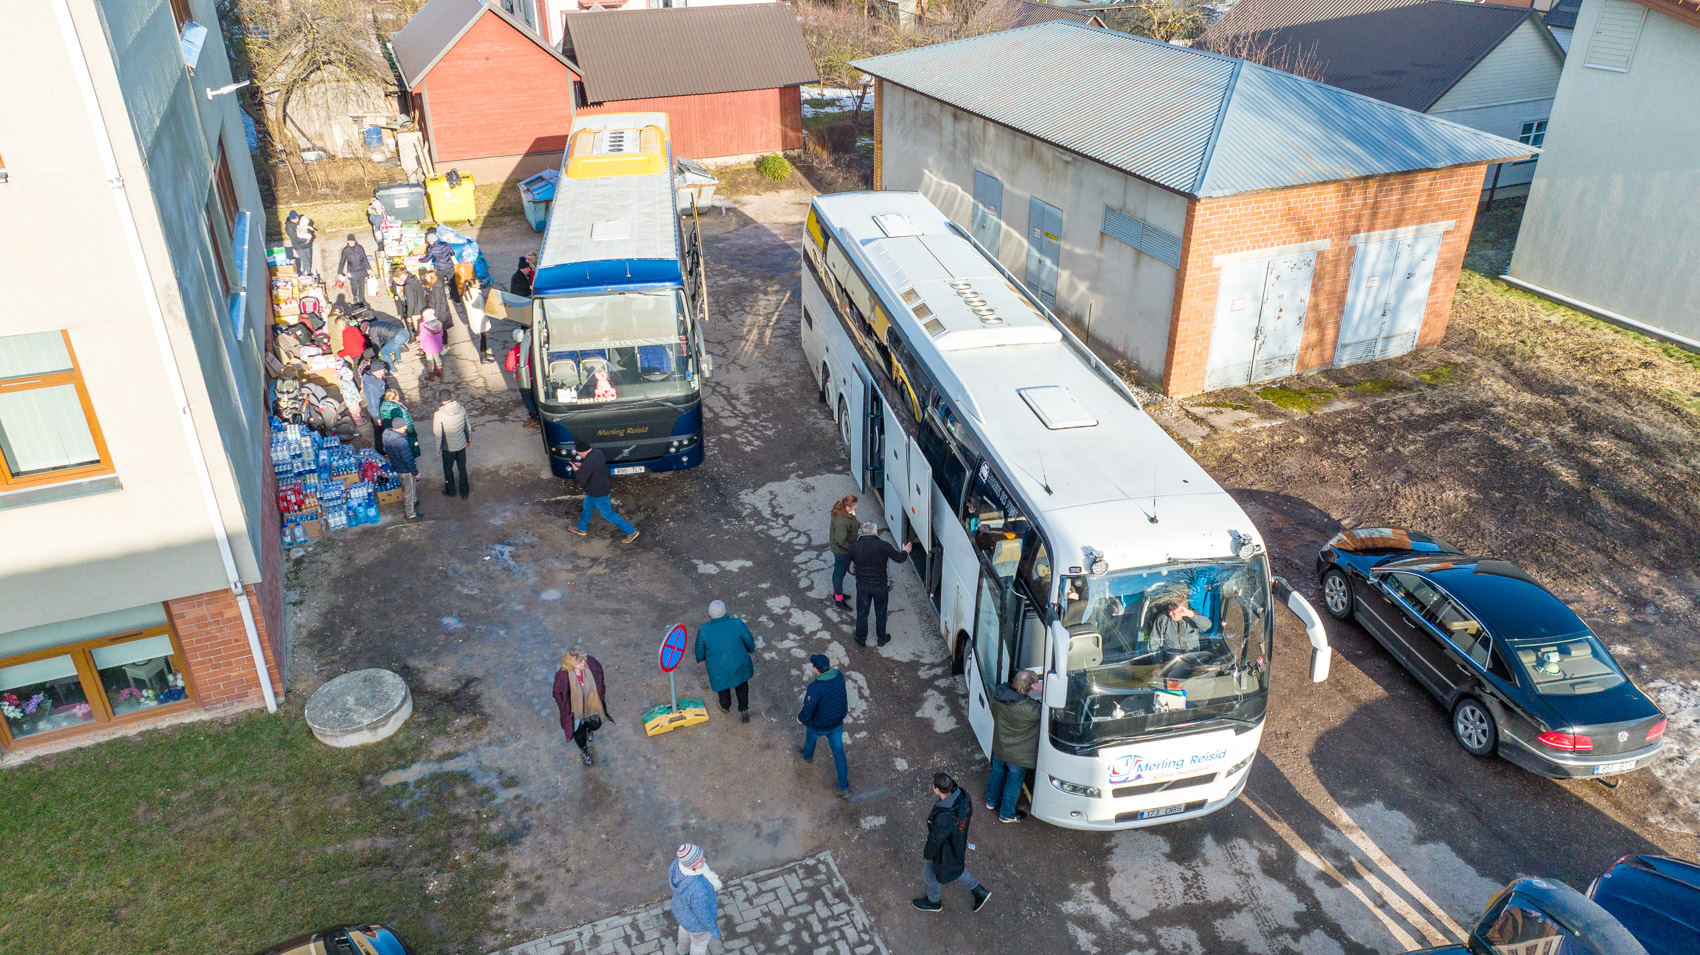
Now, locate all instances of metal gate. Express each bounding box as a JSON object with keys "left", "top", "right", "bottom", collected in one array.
[
  {"left": 1203, "top": 252, "right": 1318, "bottom": 391},
  {"left": 1335, "top": 233, "right": 1443, "bottom": 367},
  {"left": 1024, "top": 197, "right": 1062, "bottom": 307},
  {"left": 971, "top": 171, "right": 1002, "bottom": 255}
]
